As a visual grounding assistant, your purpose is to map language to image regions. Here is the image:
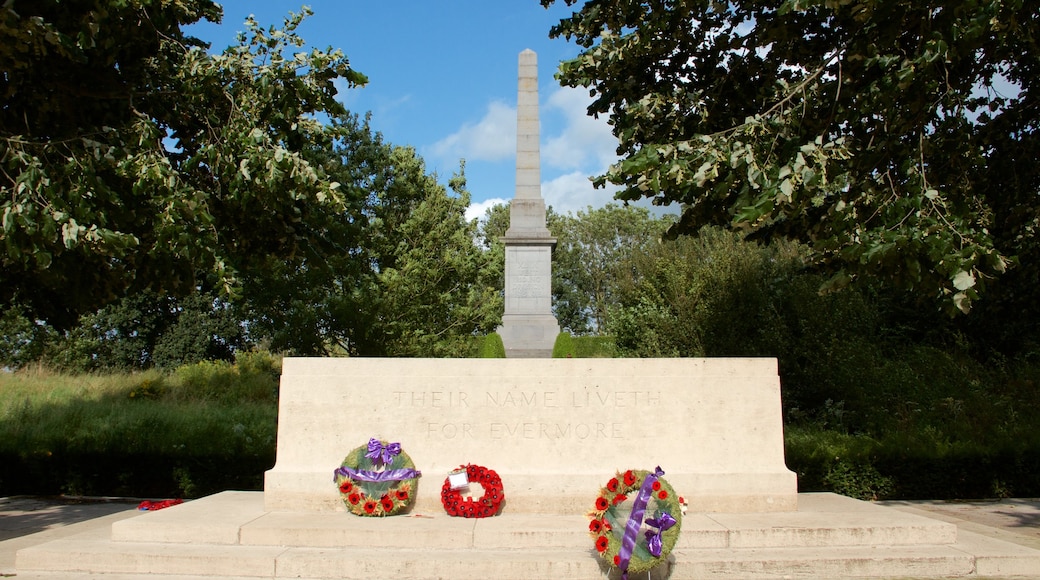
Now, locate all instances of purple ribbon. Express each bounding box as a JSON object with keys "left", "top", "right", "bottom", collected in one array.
[
  {"left": 644, "top": 511, "right": 677, "bottom": 557},
  {"left": 334, "top": 466, "right": 421, "bottom": 483},
  {"left": 617, "top": 466, "right": 664, "bottom": 580},
  {"left": 365, "top": 438, "right": 401, "bottom": 465}
]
